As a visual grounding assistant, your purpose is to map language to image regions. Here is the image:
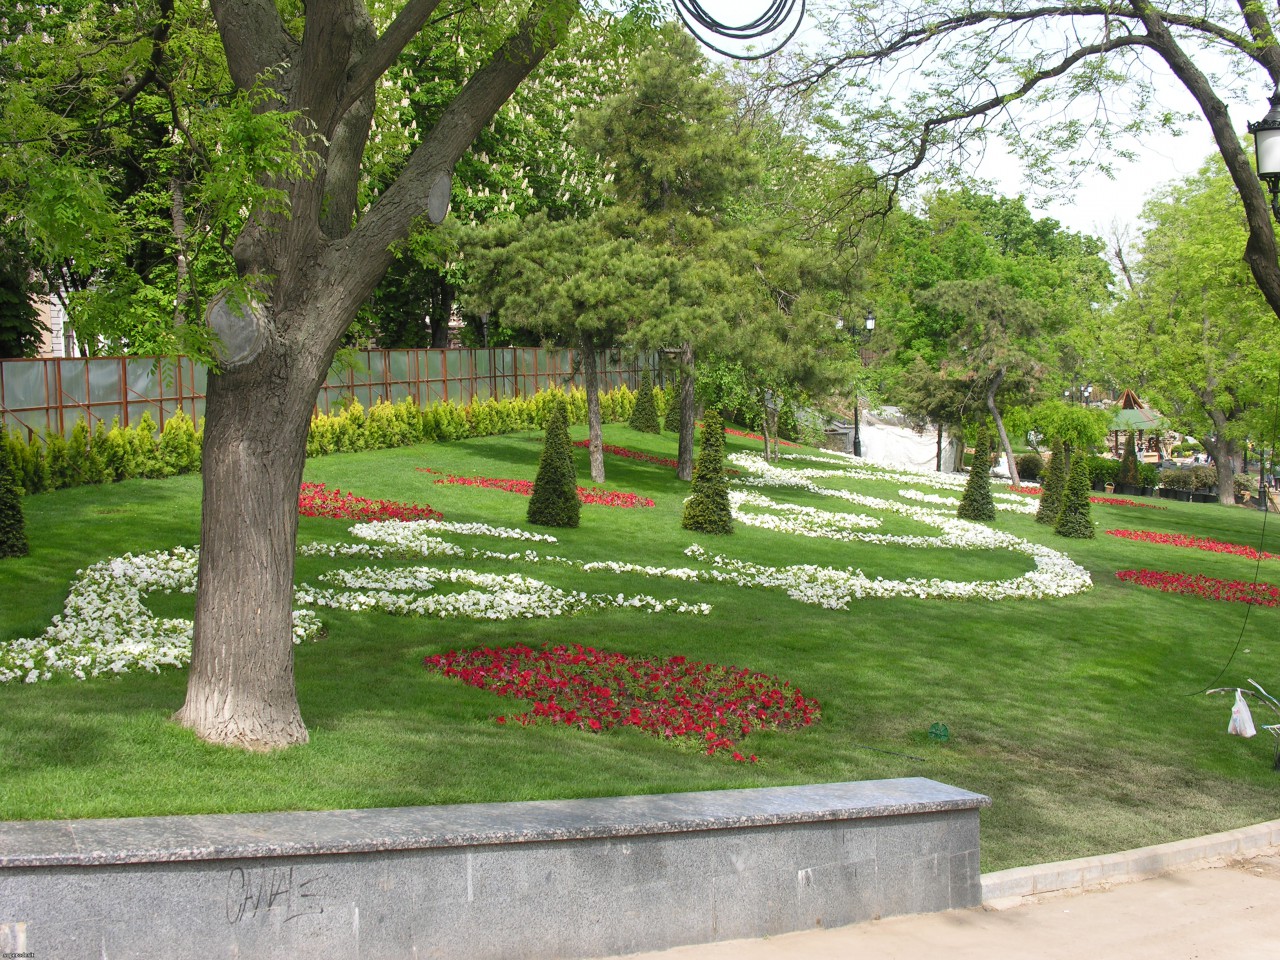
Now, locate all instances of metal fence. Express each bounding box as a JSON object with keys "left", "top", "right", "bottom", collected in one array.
[{"left": 0, "top": 347, "right": 643, "bottom": 439}]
